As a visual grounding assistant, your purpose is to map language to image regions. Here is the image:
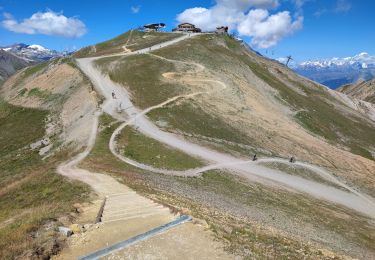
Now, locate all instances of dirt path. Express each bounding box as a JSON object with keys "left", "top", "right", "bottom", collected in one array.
[
  {"left": 56, "top": 35, "right": 235, "bottom": 259},
  {"left": 76, "top": 35, "right": 375, "bottom": 219}
]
